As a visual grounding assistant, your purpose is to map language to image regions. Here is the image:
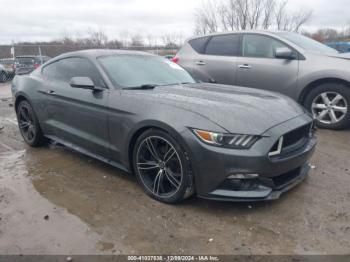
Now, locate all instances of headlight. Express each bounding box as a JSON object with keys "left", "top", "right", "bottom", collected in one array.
[{"left": 192, "top": 129, "right": 260, "bottom": 149}]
